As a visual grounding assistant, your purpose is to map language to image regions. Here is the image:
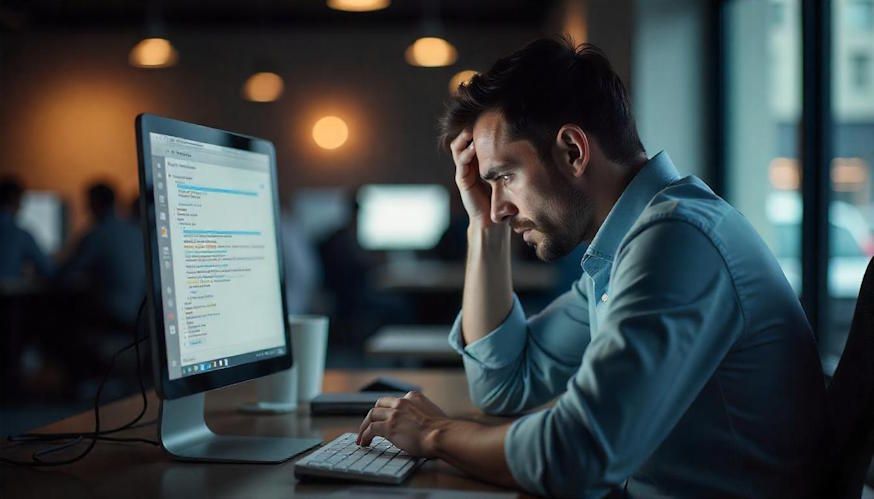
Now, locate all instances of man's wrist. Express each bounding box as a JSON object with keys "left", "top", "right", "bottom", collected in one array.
[
  {"left": 467, "top": 222, "right": 509, "bottom": 254},
  {"left": 422, "top": 417, "right": 456, "bottom": 458}
]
